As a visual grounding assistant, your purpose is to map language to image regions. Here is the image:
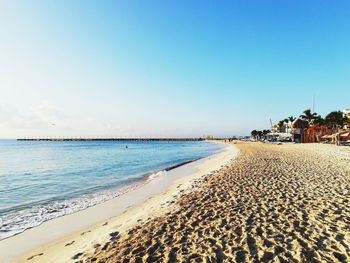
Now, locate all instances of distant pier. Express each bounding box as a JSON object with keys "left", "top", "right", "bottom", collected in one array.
[{"left": 17, "top": 138, "right": 204, "bottom": 142}]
